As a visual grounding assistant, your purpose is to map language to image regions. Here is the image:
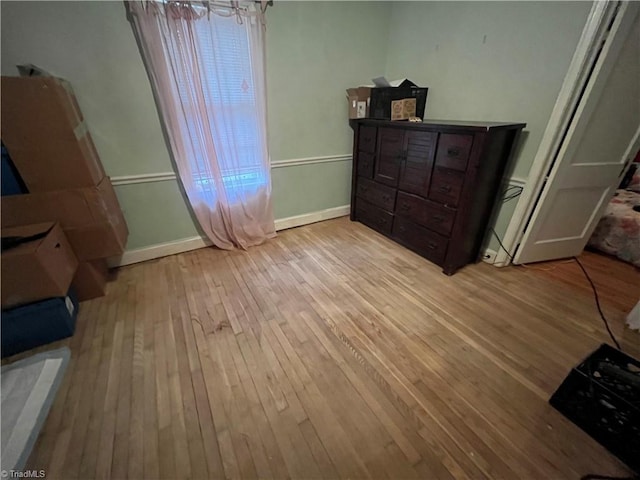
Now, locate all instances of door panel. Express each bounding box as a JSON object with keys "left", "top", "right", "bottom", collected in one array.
[
  {"left": 515, "top": 9, "right": 640, "bottom": 264},
  {"left": 534, "top": 186, "right": 615, "bottom": 240},
  {"left": 374, "top": 128, "right": 404, "bottom": 187},
  {"left": 398, "top": 131, "right": 437, "bottom": 196}
]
